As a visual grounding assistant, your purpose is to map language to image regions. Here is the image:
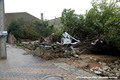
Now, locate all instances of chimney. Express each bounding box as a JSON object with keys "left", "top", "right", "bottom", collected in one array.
[{"left": 41, "top": 13, "right": 43, "bottom": 23}]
